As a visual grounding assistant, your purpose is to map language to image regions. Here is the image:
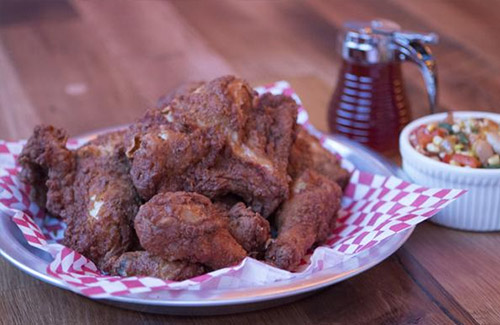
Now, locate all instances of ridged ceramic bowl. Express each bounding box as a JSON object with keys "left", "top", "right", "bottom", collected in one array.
[{"left": 400, "top": 111, "right": 500, "bottom": 232}]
